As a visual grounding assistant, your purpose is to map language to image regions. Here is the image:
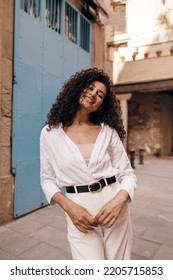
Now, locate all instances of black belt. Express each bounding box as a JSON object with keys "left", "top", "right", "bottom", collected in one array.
[{"left": 66, "top": 175, "right": 116, "bottom": 193}]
